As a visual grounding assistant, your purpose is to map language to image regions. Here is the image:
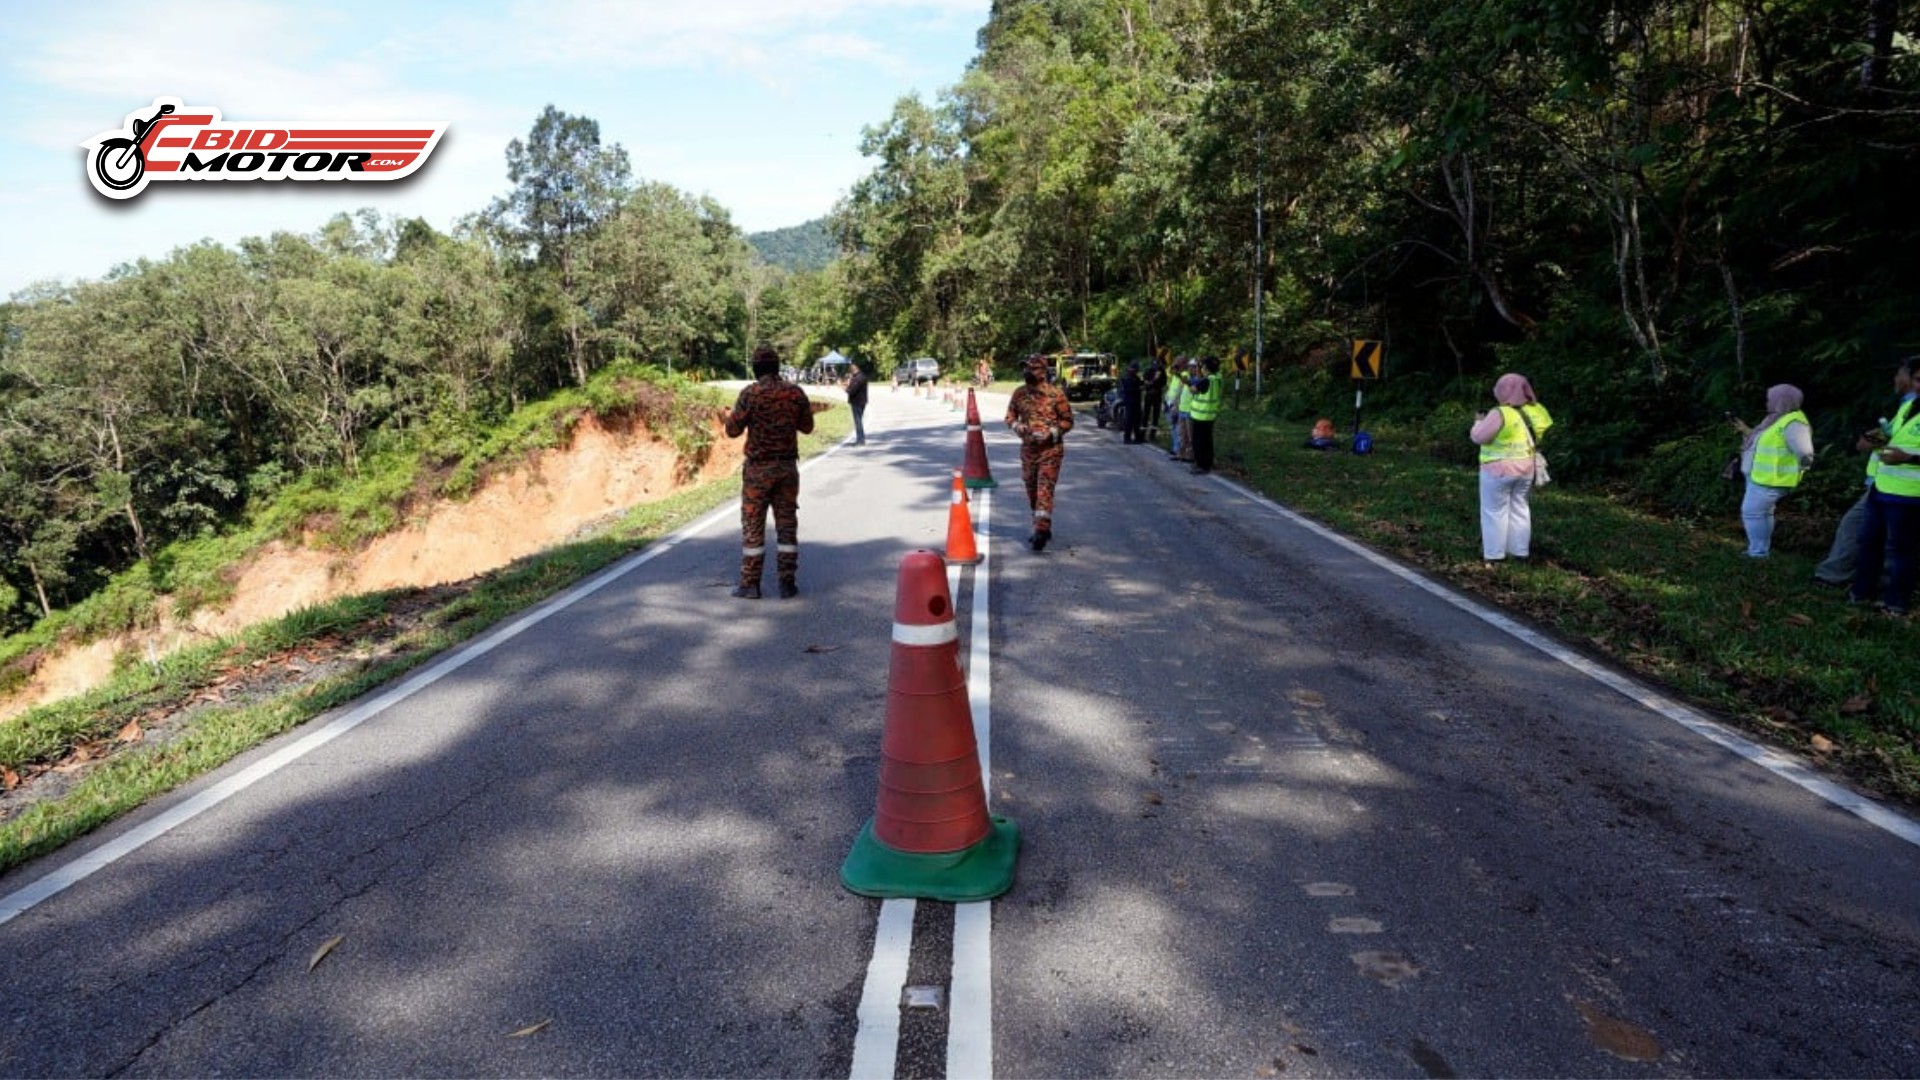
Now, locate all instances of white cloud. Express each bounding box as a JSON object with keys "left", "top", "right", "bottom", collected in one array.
[
  {"left": 19, "top": 0, "right": 473, "bottom": 151},
  {"left": 0, "top": 0, "right": 988, "bottom": 292}
]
